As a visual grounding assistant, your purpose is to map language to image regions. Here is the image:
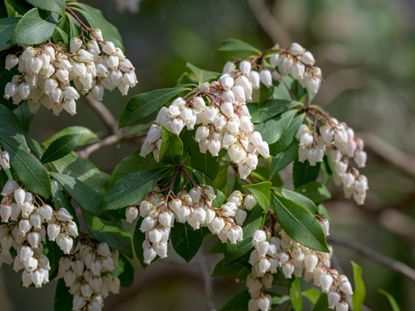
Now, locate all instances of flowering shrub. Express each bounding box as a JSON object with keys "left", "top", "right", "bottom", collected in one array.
[{"left": 0, "top": 0, "right": 383, "bottom": 310}]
